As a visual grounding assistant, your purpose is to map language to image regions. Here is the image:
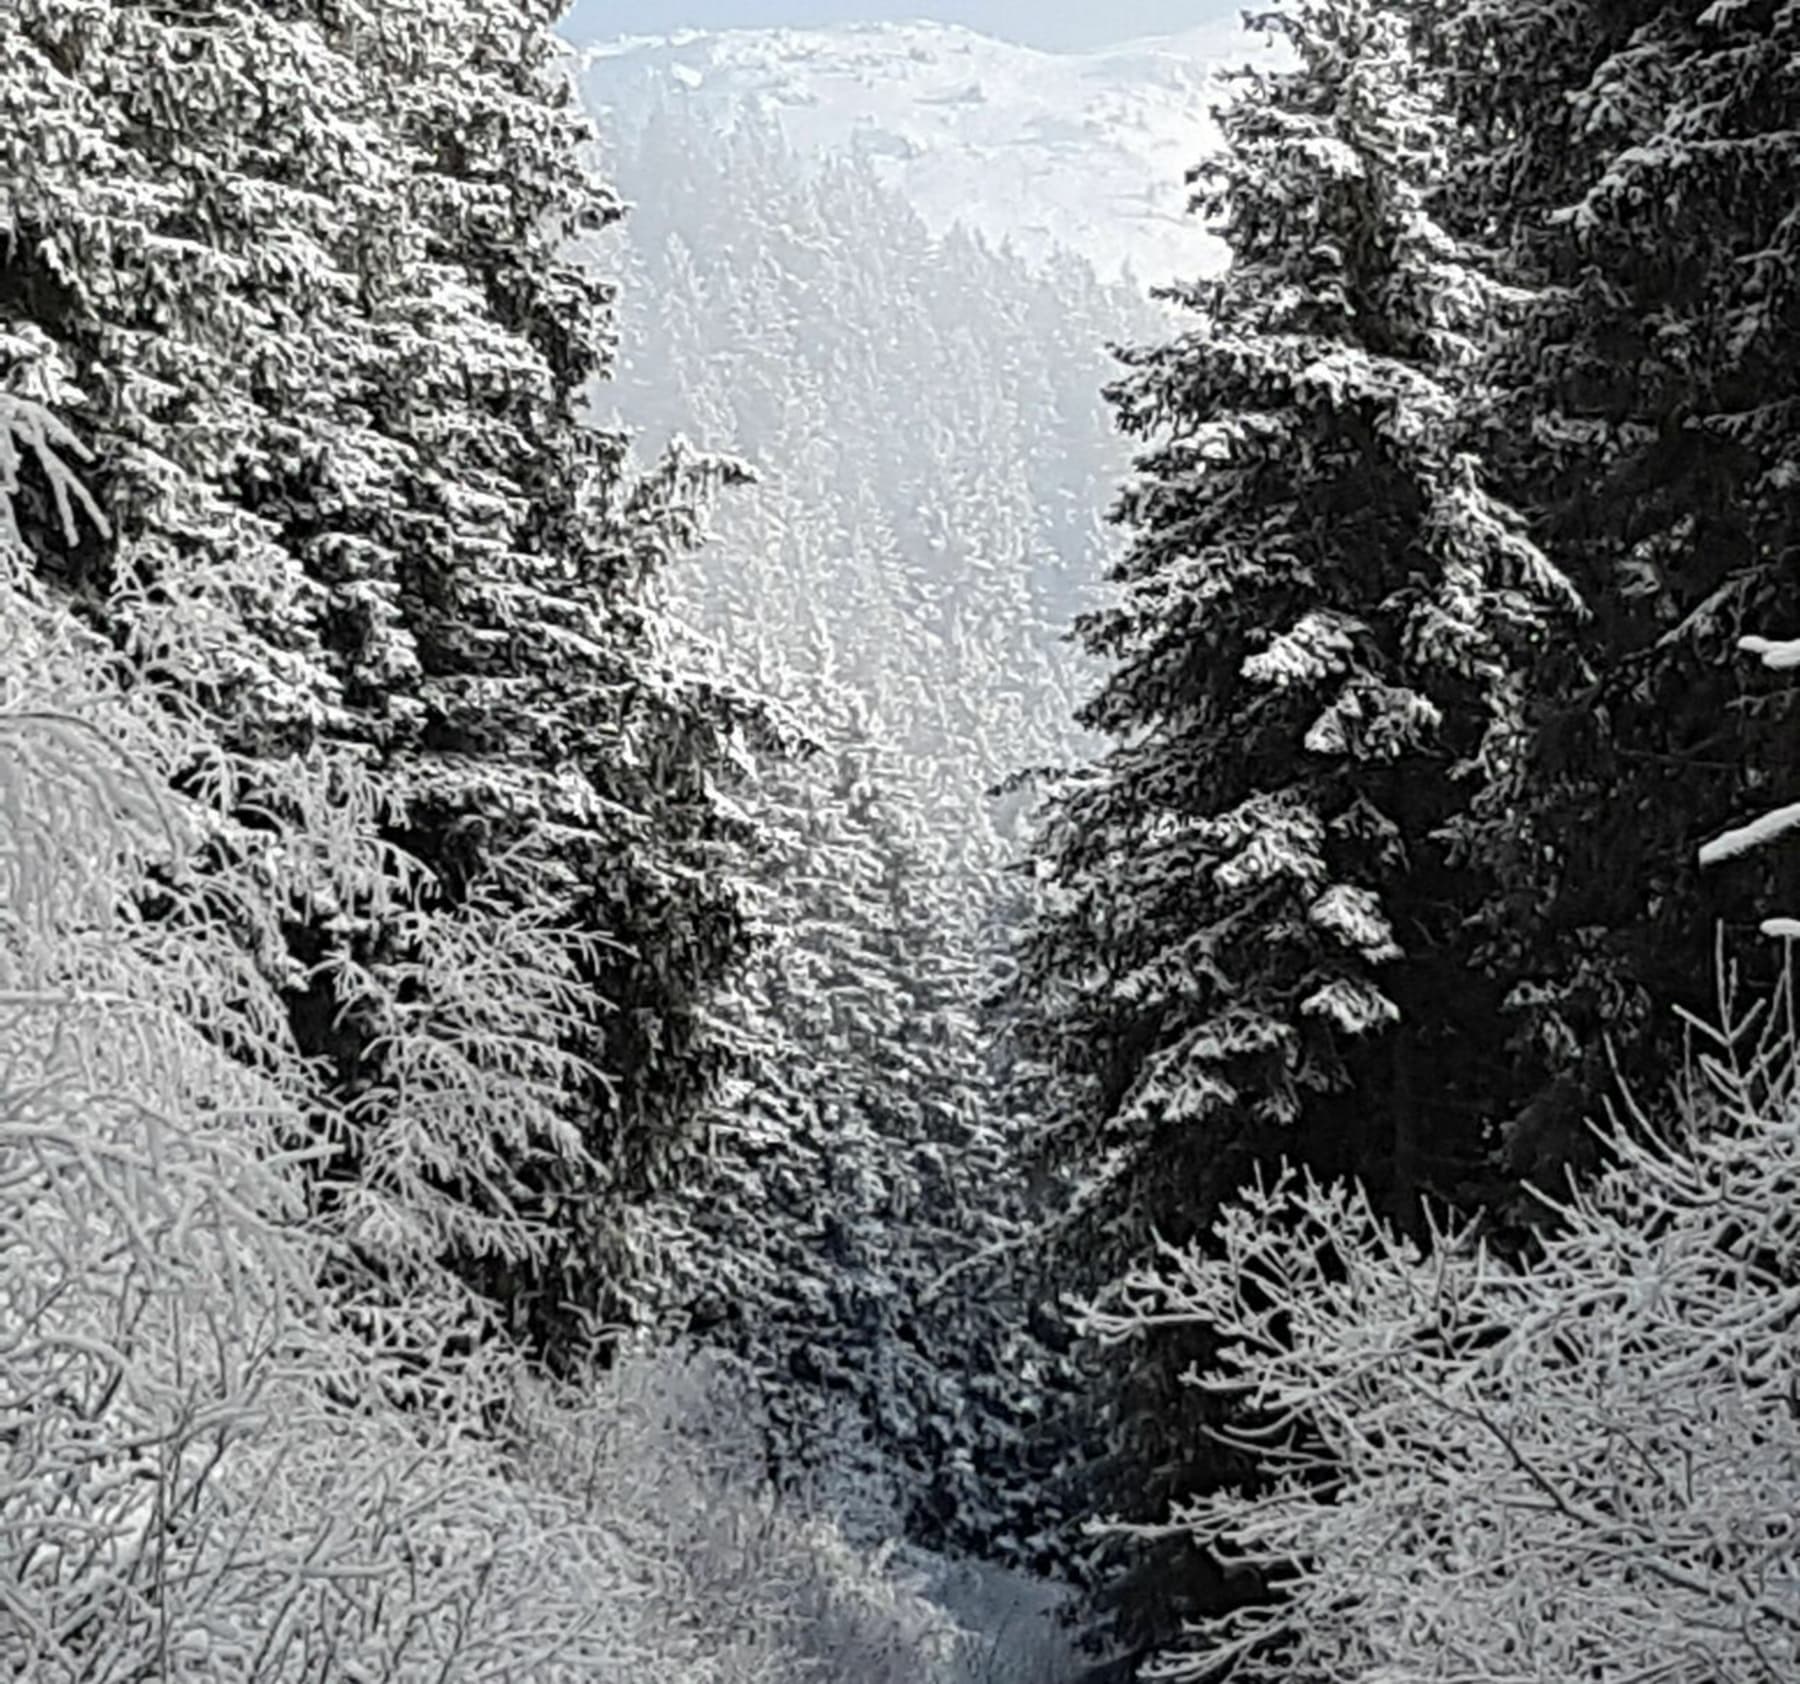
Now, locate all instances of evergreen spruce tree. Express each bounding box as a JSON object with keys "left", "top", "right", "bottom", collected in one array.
[
  {"left": 624, "top": 672, "right": 1068, "bottom": 1565},
  {"left": 1003, "top": 0, "right": 1578, "bottom": 1662},
  {"left": 1425, "top": 0, "right": 1800, "bottom": 1189},
  {"left": 3, "top": 0, "right": 762, "bottom": 1358}
]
